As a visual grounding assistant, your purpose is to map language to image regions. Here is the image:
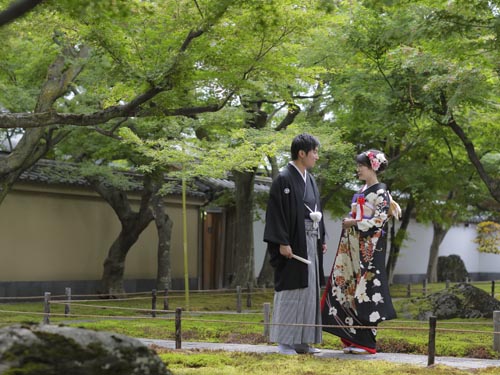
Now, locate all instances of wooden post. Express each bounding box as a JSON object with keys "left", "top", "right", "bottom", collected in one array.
[
  {"left": 423, "top": 279, "right": 428, "bottom": 297},
  {"left": 175, "top": 307, "right": 182, "bottom": 349},
  {"left": 43, "top": 292, "right": 51, "bottom": 325},
  {"left": 64, "top": 287, "right": 71, "bottom": 317},
  {"left": 263, "top": 302, "right": 271, "bottom": 342},
  {"left": 163, "top": 288, "right": 169, "bottom": 311},
  {"left": 406, "top": 283, "right": 411, "bottom": 298},
  {"left": 236, "top": 285, "right": 242, "bottom": 313},
  {"left": 151, "top": 289, "right": 157, "bottom": 318},
  {"left": 427, "top": 316, "right": 437, "bottom": 366},
  {"left": 246, "top": 283, "right": 252, "bottom": 308},
  {"left": 492, "top": 281, "right": 495, "bottom": 299},
  {"left": 494, "top": 311, "right": 500, "bottom": 353}
]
